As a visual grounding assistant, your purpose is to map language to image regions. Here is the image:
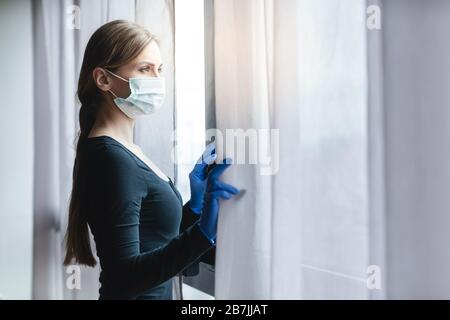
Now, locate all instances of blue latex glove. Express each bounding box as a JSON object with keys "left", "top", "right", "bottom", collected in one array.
[
  {"left": 188, "top": 142, "right": 217, "bottom": 214},
  {"left": 198, "top": 158, "right": 240, "bottom": 244}
]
